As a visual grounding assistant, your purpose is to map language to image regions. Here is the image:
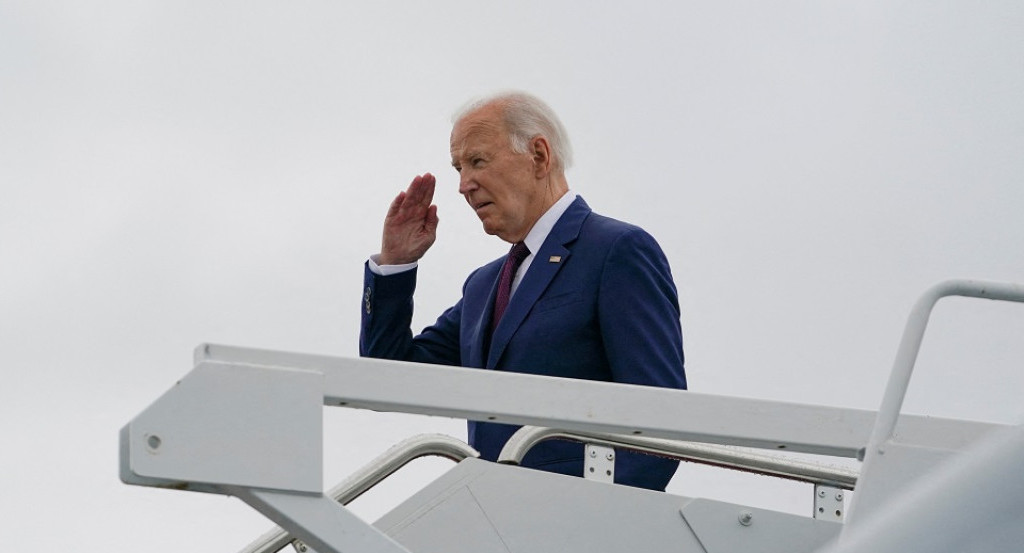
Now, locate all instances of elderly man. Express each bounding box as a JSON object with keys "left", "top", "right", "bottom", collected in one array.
[{"left": 360, "top": 91, "right": 686, "bottom": 491}]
